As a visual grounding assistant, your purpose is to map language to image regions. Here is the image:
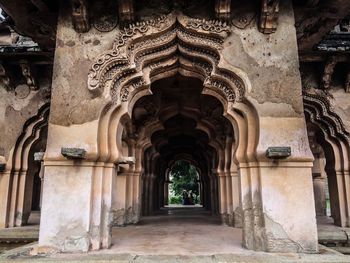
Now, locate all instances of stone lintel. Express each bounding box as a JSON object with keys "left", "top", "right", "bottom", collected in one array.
[
  {"left": 266, "top": 146, "right": 291, "bottom": 159},
  {"left": 61, "top": 148, "right": 86, "bottom": 159}
]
